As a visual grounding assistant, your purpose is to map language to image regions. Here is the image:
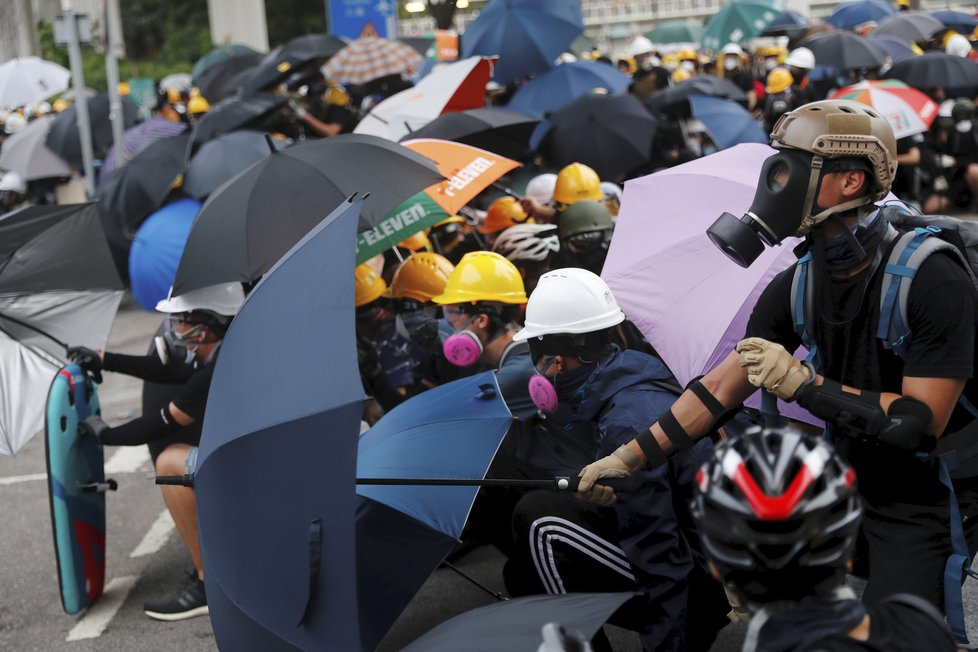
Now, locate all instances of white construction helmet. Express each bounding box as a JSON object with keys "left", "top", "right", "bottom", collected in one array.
[
  {"left": 721, "top": 43, "right": 745, "bottom": 57},
  {"left": 627, "top": 36, "right": 655, "bottom": 58},
  {"left": 514, "top": 268, "right": 625, "bottom": 341},
  {"left": 0, "top": 171, "right": 27, "bottom": 194},
  {"left": 156, "top": 282, "right": 246, "bottom": 317},
  {"left": 947, "top": 34, "right": 972, "bottom": 58},
  {"left": 785, "top": 47, "right": 815, "bottom": 70},
  {"left": 4, "top": 113, "right": 27, "bottom": 135},
  {"left": 525, "top": 173, "right": 557, "bottom": 205},
  {"left": 492, "top": 224, "right": 560, "bottom": 263}
]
